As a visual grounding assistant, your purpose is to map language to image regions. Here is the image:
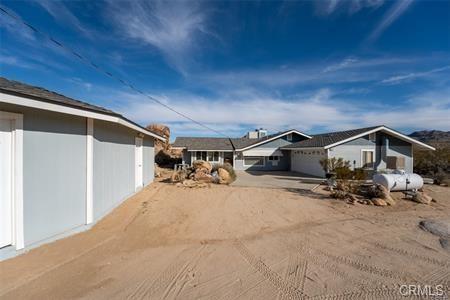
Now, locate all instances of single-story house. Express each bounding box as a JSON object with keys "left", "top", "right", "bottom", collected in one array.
[
  {"left": 172, "top": 126, "right": 435, "bottom": 177},
  {"left": 0, "top": 77, "right": 165, "bottom": 260}
]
